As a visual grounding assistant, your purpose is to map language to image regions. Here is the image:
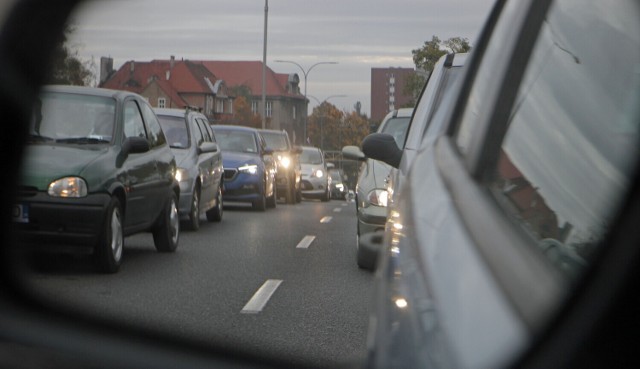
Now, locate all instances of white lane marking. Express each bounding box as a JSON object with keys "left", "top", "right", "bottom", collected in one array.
[
  {"left": 241, "top": 279, "right": 283, "bottom": 314},
  {"left": 341, "top": 203, "right": 348, "bottom": 207},
  {"left": 320, "top": 216, "right": 333, "bottom": 223},
  {"left": 333, "top": 207, "right": 342, "bottom": 213},
  {"left": 296, "top": 235, "right": 316, "bottom": 249}
]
